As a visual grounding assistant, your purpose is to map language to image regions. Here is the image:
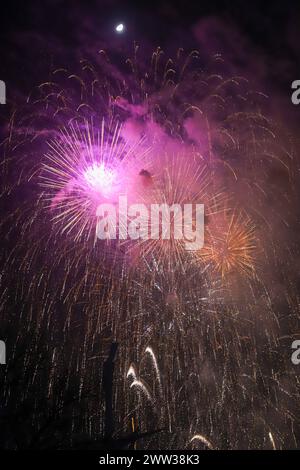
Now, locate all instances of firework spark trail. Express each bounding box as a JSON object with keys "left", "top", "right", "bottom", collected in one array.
[
  {"left": 130, "top": 379, "right": 153, "bottom": 403},
  {"left": 145, "top": 347, "right": 162, "bottom": 392},
  {"left": 127, "top": 364, "right": 137, "bottom": 381},
  {"left": 269, "top": 432, "right": 276, "bottom": 450},
  {"left": 190, "top": 434, "right": 214, "bottom": 450}
]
